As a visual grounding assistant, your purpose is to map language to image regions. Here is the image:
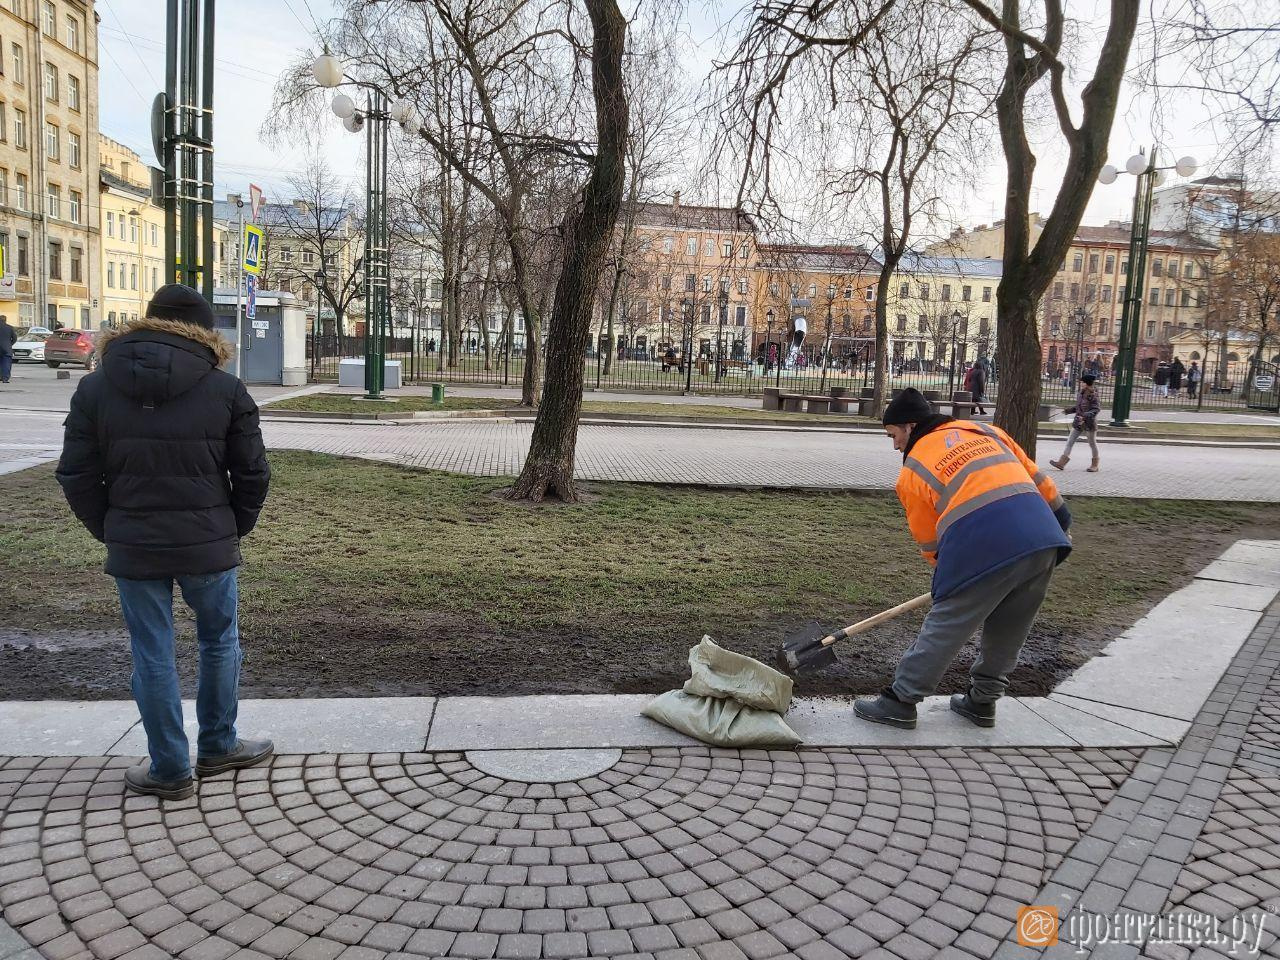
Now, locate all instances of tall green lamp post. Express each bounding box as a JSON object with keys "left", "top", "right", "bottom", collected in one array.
[{"left": 1097, "top": 149, "right": 1198, "bottom": 426}]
